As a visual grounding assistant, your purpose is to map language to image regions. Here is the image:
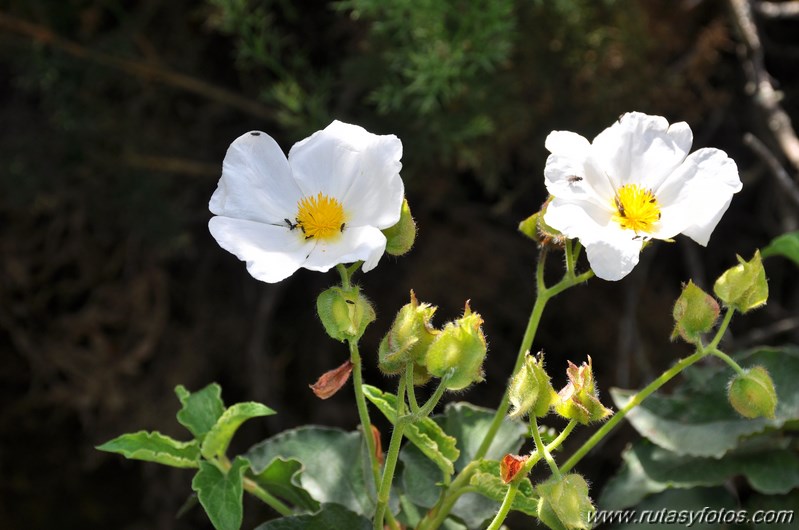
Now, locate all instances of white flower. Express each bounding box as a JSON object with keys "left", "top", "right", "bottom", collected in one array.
[
  {"left": 209, "top": 121, "right": 404, "bottom": 283},
  {"left": 543, "top": 112, "right": 742, "bottom": 281}
]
